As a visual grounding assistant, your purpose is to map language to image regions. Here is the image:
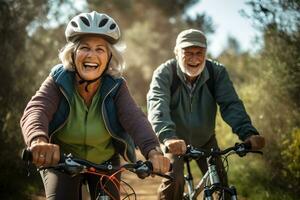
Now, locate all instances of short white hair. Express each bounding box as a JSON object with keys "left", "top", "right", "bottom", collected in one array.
[{"left": 58, "top": 38, "right": 126, "bottom": 77}]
